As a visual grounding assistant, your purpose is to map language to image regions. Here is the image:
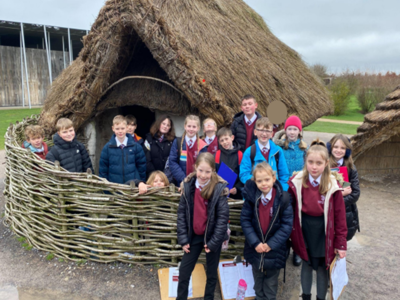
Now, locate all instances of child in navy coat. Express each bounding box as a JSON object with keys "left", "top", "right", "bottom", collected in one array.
[
  {"left": 99, "top": 115, "right": 146, "bottom": 184},
  {"left": 241, "top": 161, "right": 293, "bottom": 300}
]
